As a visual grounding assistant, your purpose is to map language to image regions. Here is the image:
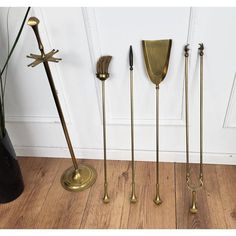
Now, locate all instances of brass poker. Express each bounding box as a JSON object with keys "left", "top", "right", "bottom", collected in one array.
[{"left": 129, "top": 46, "right": 137, "bottom": 203}]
